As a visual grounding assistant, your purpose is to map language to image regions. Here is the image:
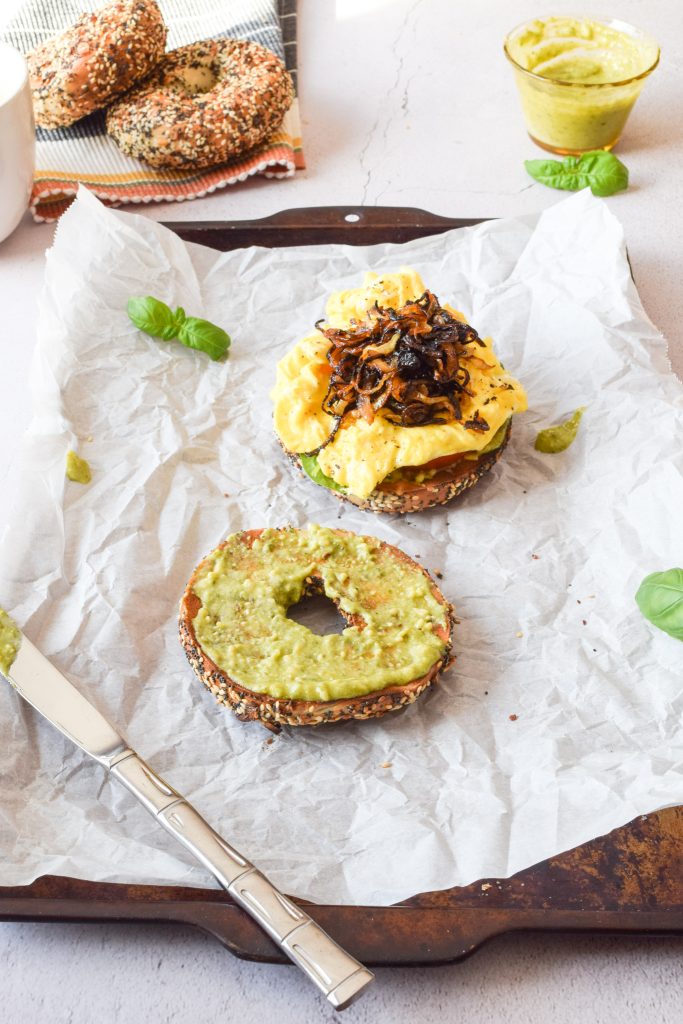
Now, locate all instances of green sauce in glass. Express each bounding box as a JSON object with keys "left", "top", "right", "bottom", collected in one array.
[{"left": 505, "top": 17, "right": 659, "bottom": 154}]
